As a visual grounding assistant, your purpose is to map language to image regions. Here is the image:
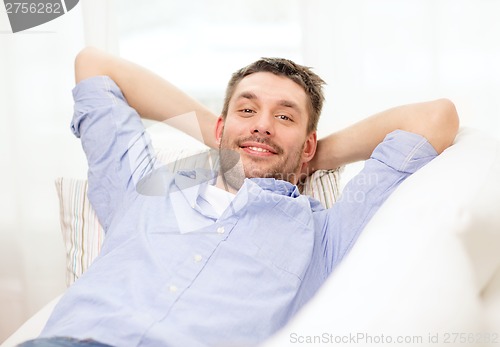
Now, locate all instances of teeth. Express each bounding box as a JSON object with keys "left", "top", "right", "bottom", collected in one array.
[{"left": 248, "top": 146, "right": 270, "bottom": 153}]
